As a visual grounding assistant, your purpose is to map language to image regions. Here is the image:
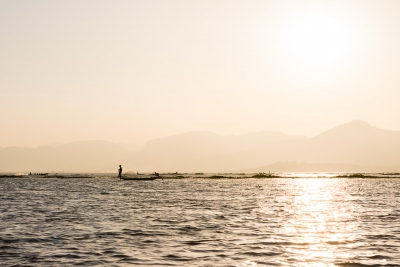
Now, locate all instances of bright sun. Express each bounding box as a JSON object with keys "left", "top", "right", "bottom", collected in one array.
[{"left": 283, "top": 9, "right": 353, "bottom": 72}]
